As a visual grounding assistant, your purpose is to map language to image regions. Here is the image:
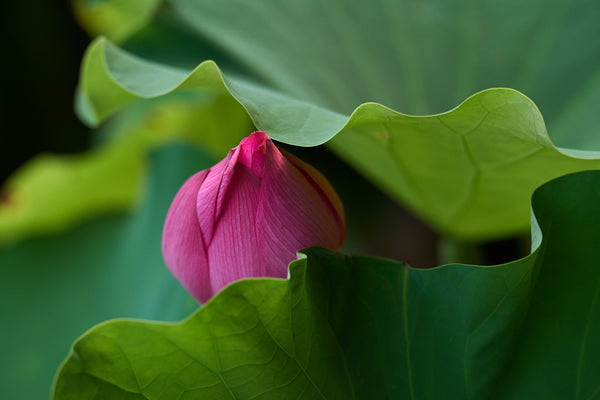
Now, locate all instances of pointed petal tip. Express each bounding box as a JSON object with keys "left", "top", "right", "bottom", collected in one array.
[
  {"left": 240, "top": 131, "right": 269, "bottom": 149},
  {"left": 237, "top": 131, "right": 269, "bottom": 177}
]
